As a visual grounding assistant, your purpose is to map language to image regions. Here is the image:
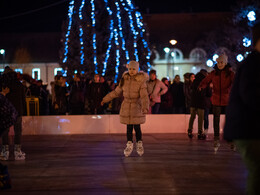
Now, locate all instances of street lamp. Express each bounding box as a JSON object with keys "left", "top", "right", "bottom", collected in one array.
[
  {"left": 0, "top": 49, "right": 5, "bottom": 69},
  {"left": 169, "top": 40, "right": 177, "bottom": 78}
]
